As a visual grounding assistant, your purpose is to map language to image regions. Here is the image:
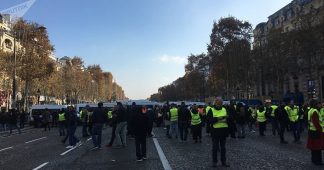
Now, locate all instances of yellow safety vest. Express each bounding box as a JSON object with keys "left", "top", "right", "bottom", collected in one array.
[
  {"left": 271, "top": 105, "right": 278, "bottom": 117},
  {"left": 211, "top": 107, "right": 228, "bottom": 128},
  {"left": 285, "top": 105, "right": 299, "bottom": 122},
  {"left": 107, "top": 111, "right": 113, "bottom": 119},
  {"left": 308, "top": 108, "right": 320, "bottom": 131},
  {"left": 191, "top": 112, "right": 201, "bottom": 126},
  {"left": 170, "top": 108, "right": 178, "bottom": 122},
  {"left": 320, "top": 108, "right": 324, "bottom": 132},
  {"left": 58, "top": 112, "right": 65, "bottom": 121},
  {"left": 257, "top": 110, "right": 266, "bottom": 123}
]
